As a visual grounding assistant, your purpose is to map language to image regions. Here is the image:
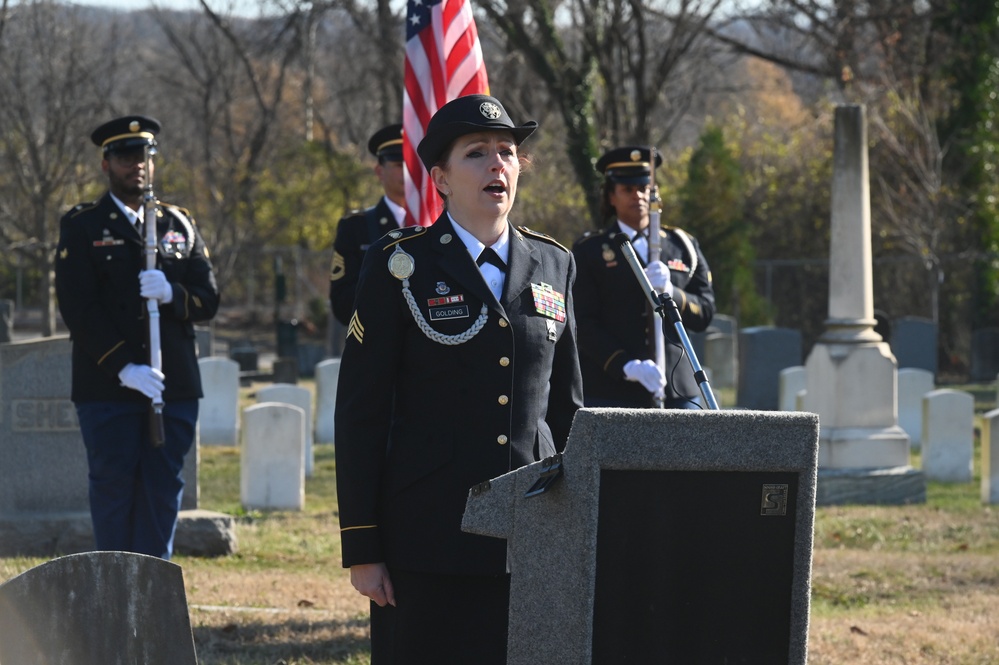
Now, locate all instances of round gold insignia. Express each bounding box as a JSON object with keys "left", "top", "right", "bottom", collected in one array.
[
  {"left": 630, "top": 150, "right": 641, "bottom": 162},
  {"left": 129, "top": 121, "right": 140, "bottom": 132},
  {"left": 440, "top": 233, "right": 453, "bottom": 244},
  {"left": 601, "top": 244, "right": 615, "bottom": 262},
  {"left": 388, "top": 247, "right": 415, "bottom": 280}
]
